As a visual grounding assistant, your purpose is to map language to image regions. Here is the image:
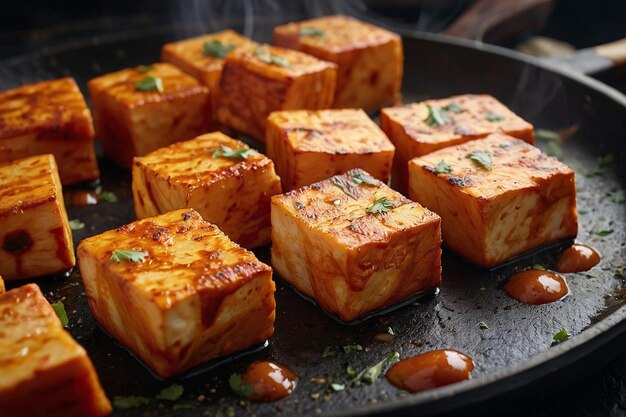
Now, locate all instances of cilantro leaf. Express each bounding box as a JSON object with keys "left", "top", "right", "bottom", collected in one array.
[
  {"left": 424, "top": 105, "right": 451, "bottom": 127},
  {"left": 478, "top": 321, "right": 489, "bottom": 330},
  {"left": 484, "top": 112, "right": 504, "bottom": 122},
  {"left": 546, "top": 141, "right": 563, "bottom": 159},
  {"left": 96, "top": 188, "right": 118, "bottom": 203},
  {"left": 229, "top": 373, "right": 254, "bottom": 399},
  {"left": 135, "top": 76, "right": 163, "bottom": 93},
  {"left": 254, "top": 47, "right": 290, "bottom": 67},
  {"left": 467, "top": 150, "right": 493, "bottom": 170},
  {"left": 434, "top": 160, "right": 452, "bottom": 175},
  {"left": 113, "top": 395, "right": 150, "bottom": 409},
  {"left": 442, "top": 102, "right": 464, "bottom": 113},
  {"left": 156, "top": 384, "right": 184, "bottom": 401},
  {"left": 299, "top": 27, "right": 325, "bottom": 37},
  {"left": 110, "top": 249, "right": 148, "bottom": 263},
  {"left": 346, "top": 365, "right": 357, "bottom": 379},
  {"left": 366, "top": 197, "right": 394, "bottom": 214},
  {"left": 595, "top": 230, "right": 614, "bottom": 237},
  {"left": 51, "top": 301, "right": 69, "bottom": 327},
  {"left": 351, "top": 171, "right": 378, "bottom": 186},
  {"left": 136, "top": 65, "right": 152, "bottom": 73},
  {"left": 212, "top": 145, "right": 257, "bottom": 159},
  {"left": 341, "top": 344, "right": 363, "bottom": 353},
  {"left": 553, "top": 328, "right": 569, "bottom": 344},
  {"left": 329, "top": 382, "right": 345, "bottom": 392},
  {"left": 358, "top": 352, "right": 400, "bottom": 385},
  {"left": 203, "top": 40, "right": 236, "bottom": 58},
  {"left": 69, "top": 219, "right": 85, "bottom": 230}
]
